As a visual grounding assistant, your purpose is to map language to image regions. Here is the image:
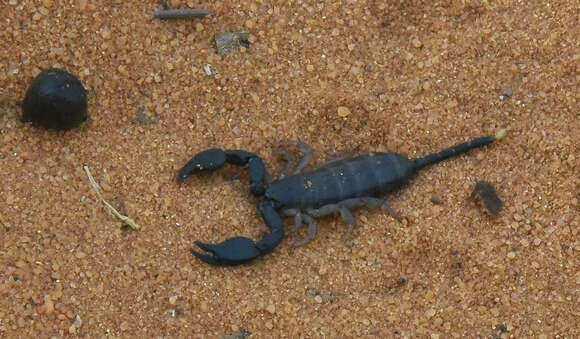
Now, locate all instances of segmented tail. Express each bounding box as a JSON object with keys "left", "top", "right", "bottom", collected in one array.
[{"left": 412, "top": 129, "right": 505, "bottom": 170}]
